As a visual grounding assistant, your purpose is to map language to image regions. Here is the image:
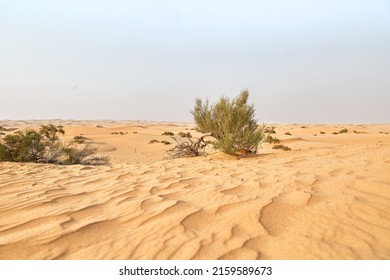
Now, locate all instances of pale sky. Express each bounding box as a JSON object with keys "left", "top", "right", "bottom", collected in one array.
[{"left": 1, "top": 0, "right": 389, "bottom": 123}]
